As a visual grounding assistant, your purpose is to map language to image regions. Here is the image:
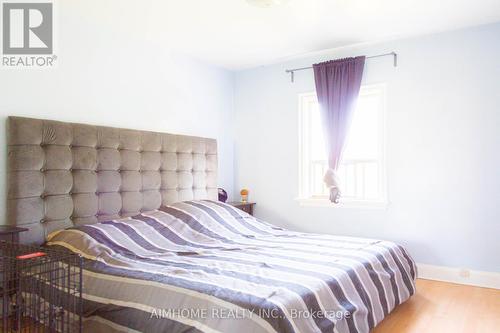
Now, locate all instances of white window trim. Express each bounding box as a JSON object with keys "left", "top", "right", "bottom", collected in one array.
[
  {"left": 296, "top": 84, "right": 388, "bottom": 209},
  {"left": 297, "top": 197, "right": 389, "bottom": 209}
]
